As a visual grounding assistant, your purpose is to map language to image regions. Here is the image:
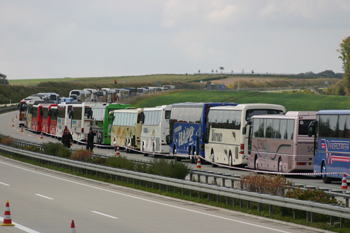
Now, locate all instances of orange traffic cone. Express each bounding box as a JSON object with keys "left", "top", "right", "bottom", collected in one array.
[
  {"left": 1, "top": 200, "right": 15, "bottom": 226},
  {"left": 15, "top": 114, "right": 17, "bottom": 119},
  {"left": 196, "top": 155, "right": 202, "bottom": 169},
  {"left": 115, "top": 145, "right": 121, "bottom": 156},
  {"left": 21, "top": 126, "right": 23, "bottom": 133},
  {"left": 70, "top": 141, "right": 73, "bottom": 147},
  {"left": 70, "top": 220, "right": 76, "bottom": 233},
  {"left": 40, "top": 132, "right": 43, "bottom": 139},
  {"left": 11, "top": 121, "right": 14, "bottom": 128},
  {"left": 341, "top": 172, "right": 348, "bottom": 190}
]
